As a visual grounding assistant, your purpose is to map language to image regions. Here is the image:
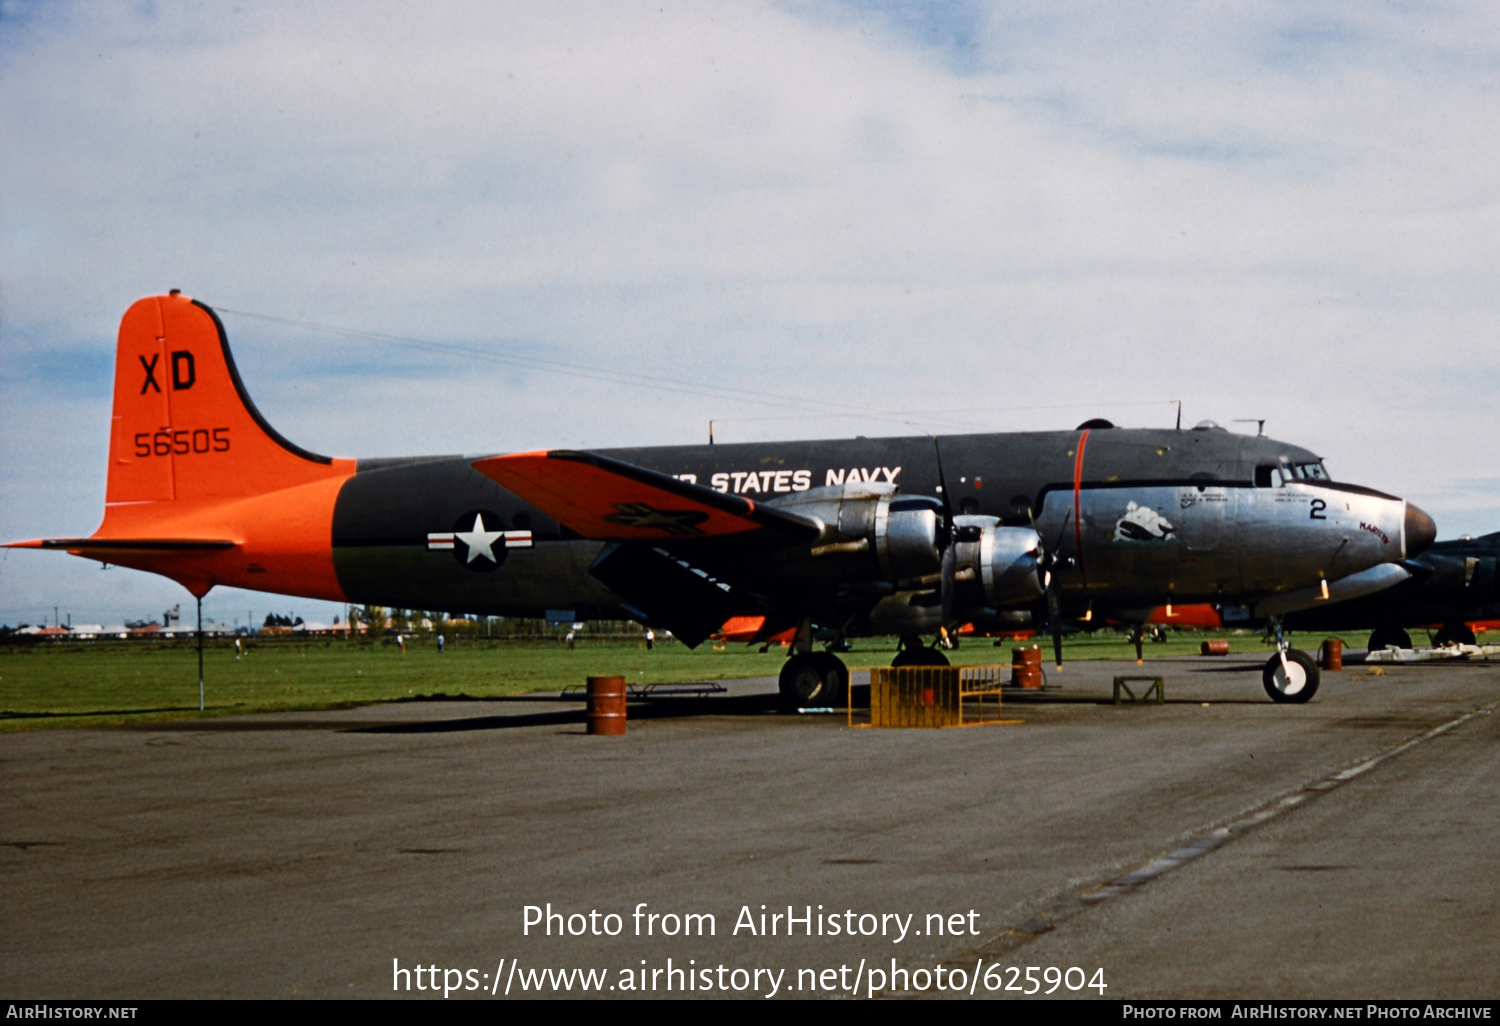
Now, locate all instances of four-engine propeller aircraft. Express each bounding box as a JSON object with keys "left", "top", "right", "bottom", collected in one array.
[{"left": 7, "top": 294, "right": 1438, "bottom": 706}]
